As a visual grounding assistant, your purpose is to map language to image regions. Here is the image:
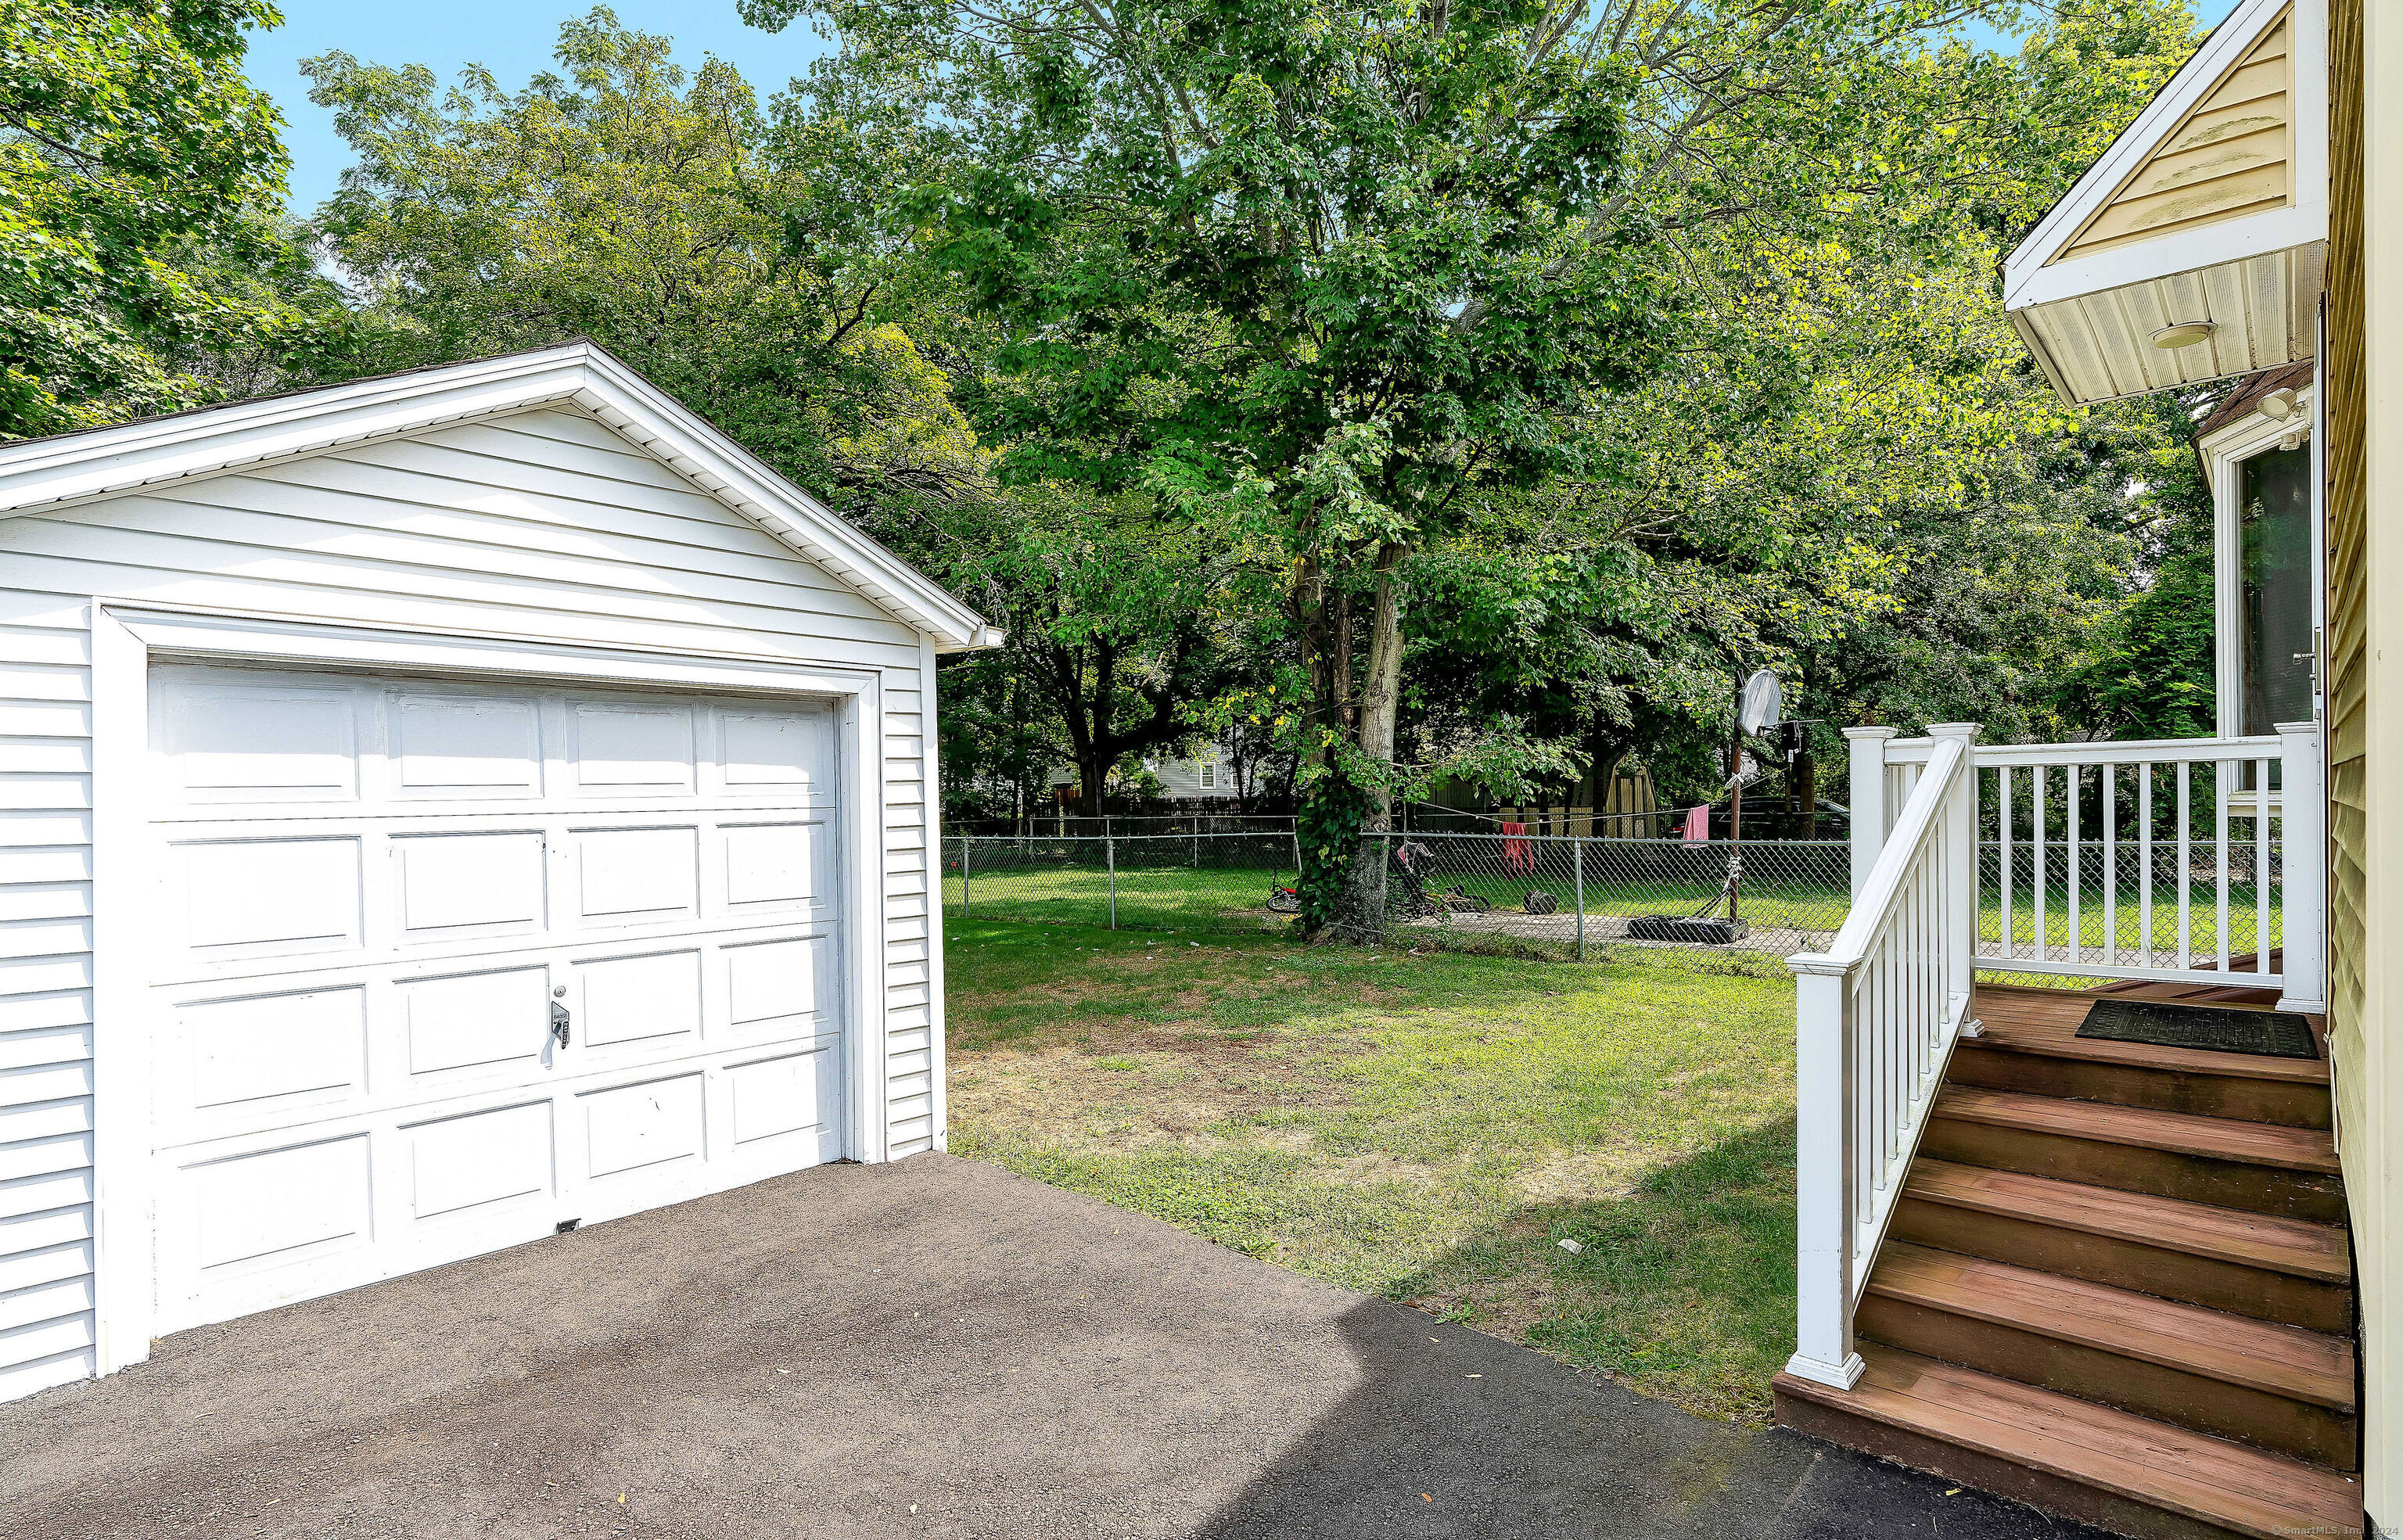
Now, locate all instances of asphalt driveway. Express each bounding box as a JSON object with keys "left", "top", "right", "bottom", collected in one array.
[{"left": 0, "top": 1154, "right": 2107, "bottom": 1539}]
